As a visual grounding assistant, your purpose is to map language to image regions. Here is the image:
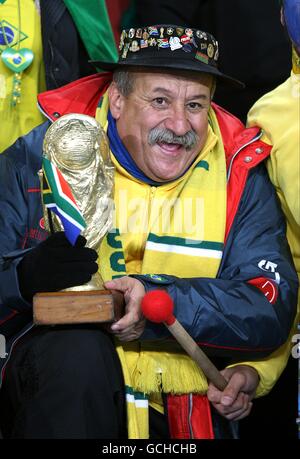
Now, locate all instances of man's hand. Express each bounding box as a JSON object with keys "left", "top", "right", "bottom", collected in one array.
[
  {"left": 17, "top": 232, "right": 98, "bottom": 301},
  {"left": 104, "top": 277, "right": 146, "bottom": 342},
  {"left": 207, "top": 365, "right": 259, "bottom": 421}
]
